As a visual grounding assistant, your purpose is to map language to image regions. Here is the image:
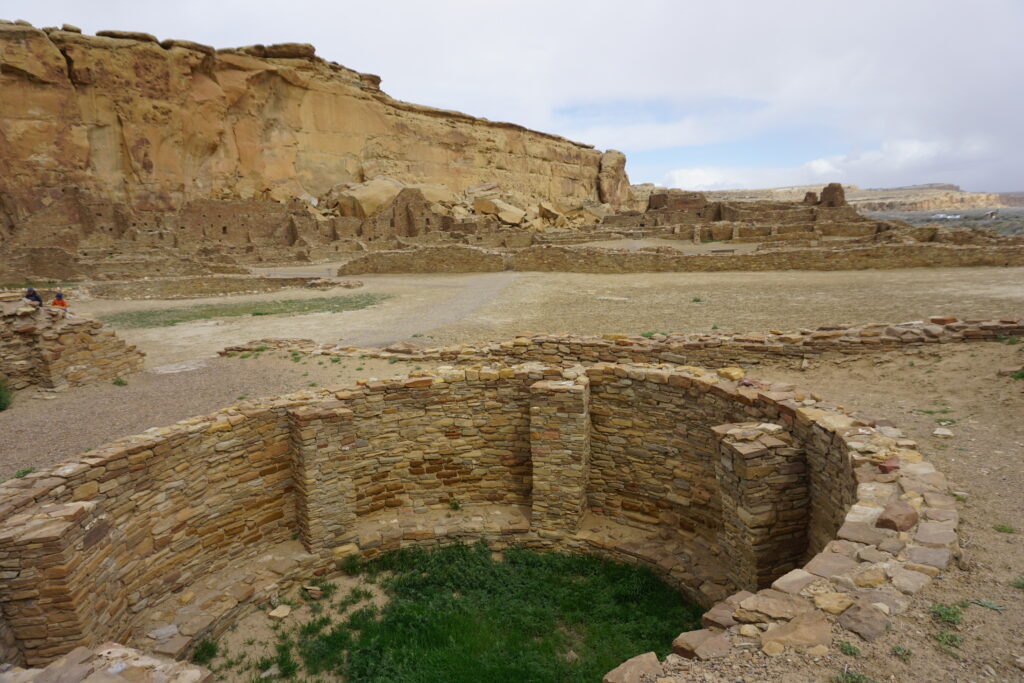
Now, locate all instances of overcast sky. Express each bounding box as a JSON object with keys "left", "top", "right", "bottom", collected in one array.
[{"left": 7, "top": 0, "right": 1023, "bottom": 191}]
